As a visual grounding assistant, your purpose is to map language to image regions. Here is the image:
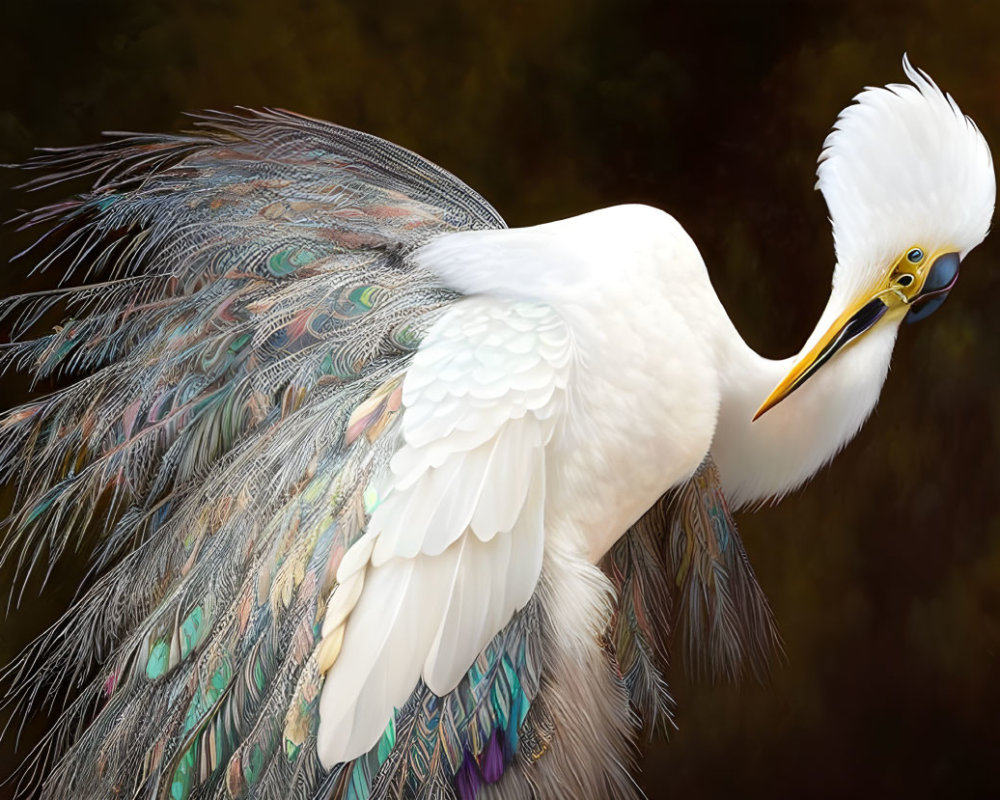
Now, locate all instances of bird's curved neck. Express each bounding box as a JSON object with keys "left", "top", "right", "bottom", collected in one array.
[{"left": 709, "top": 291, "right": 899, "bottom": 508}]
